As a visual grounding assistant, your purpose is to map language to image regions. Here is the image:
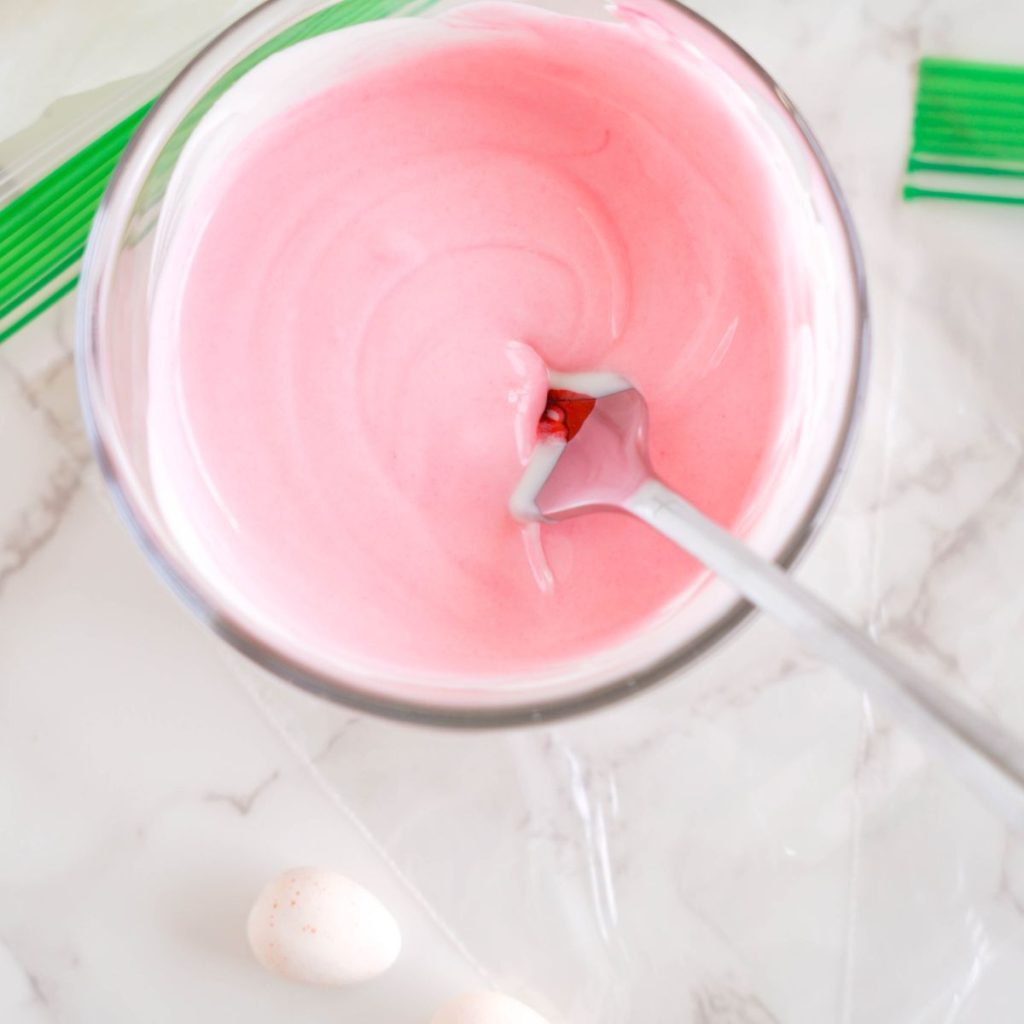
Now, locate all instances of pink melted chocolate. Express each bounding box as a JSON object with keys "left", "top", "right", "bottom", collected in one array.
[{"left": 150, "top": 4, "right": 804, "bottom": 677}]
